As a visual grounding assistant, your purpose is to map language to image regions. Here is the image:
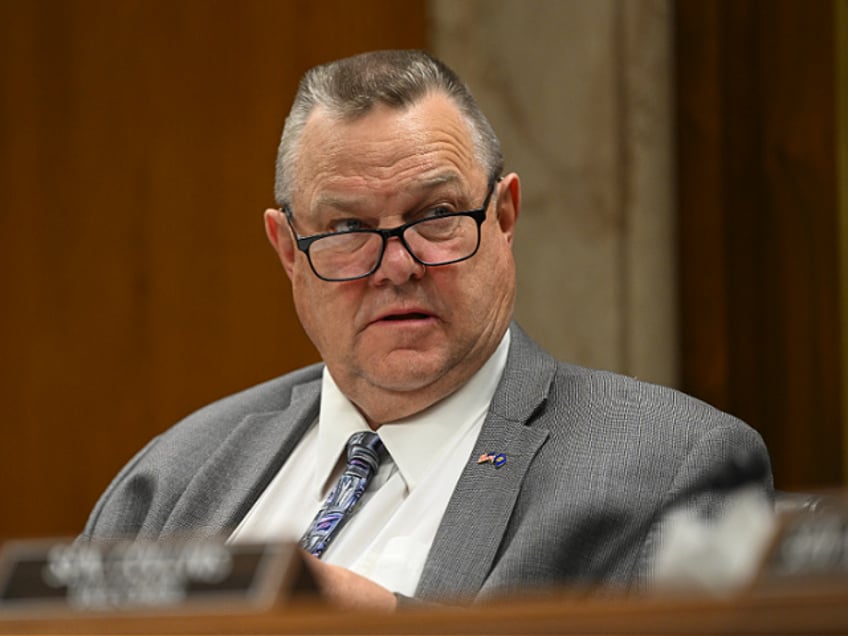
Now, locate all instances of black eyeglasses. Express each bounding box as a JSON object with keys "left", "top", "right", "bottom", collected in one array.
[{"left": 283, "top": 178, "right": 499, "bottom": 282}]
